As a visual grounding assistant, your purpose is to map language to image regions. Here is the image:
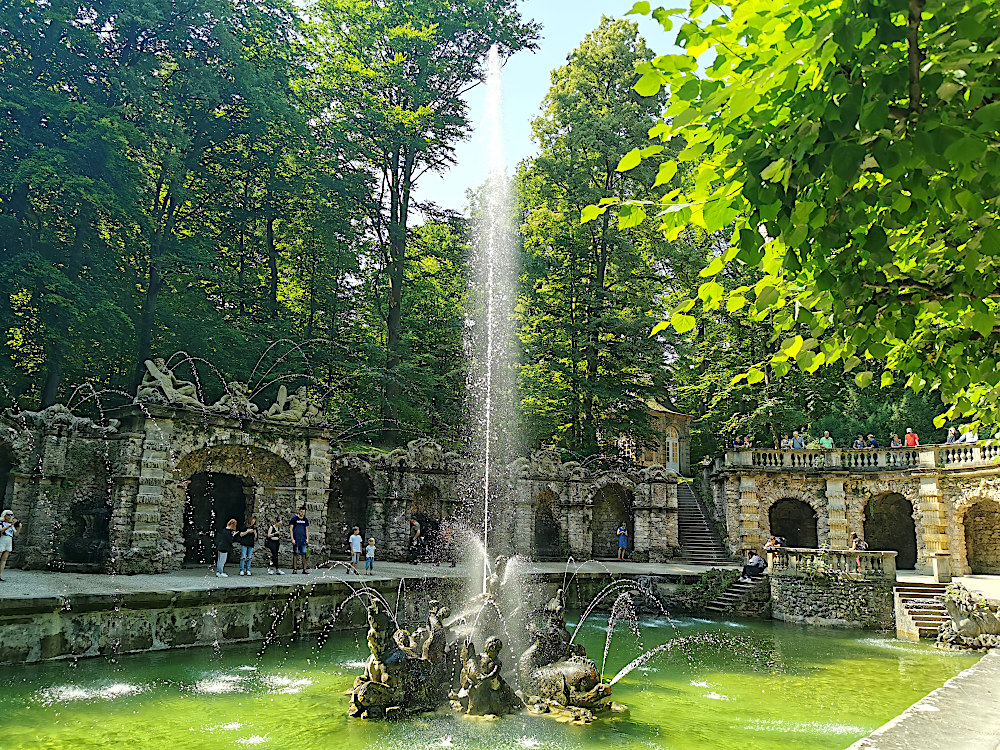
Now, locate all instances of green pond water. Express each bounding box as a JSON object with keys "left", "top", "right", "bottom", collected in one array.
[{"left": 0, "top": 615, "right": 977, "bottom": 750}]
